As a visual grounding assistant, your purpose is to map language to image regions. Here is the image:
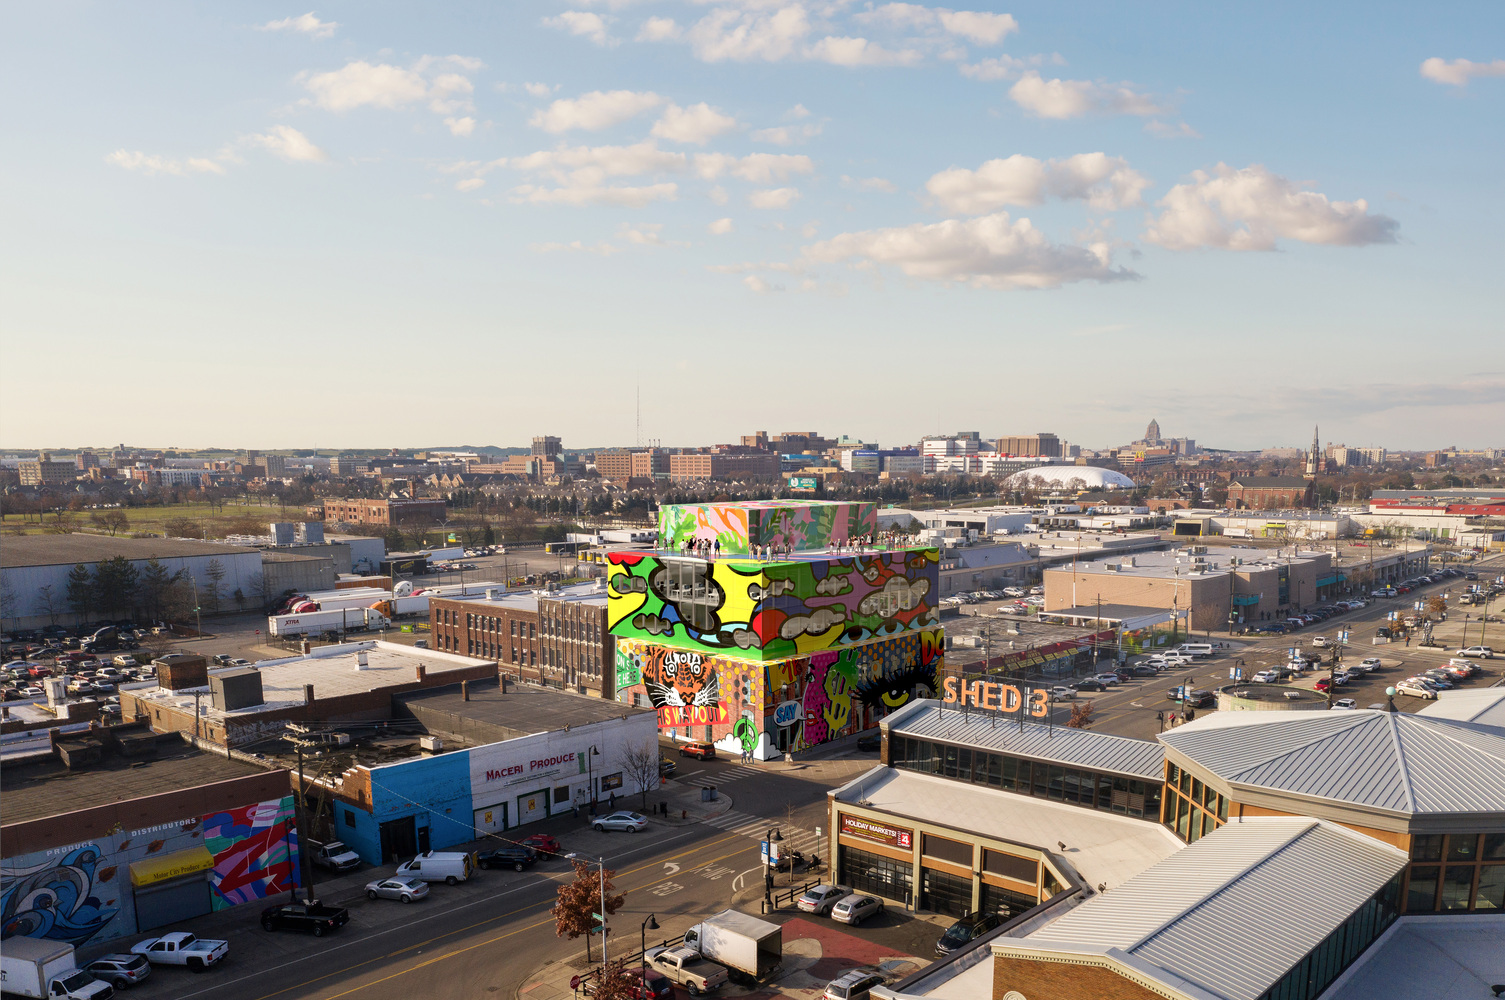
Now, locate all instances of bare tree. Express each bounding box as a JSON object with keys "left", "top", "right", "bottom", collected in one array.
[
  {"left": 621, "top": 738, "right": 662, "bottom": 810},
  {"left": 33, "top": 584, "right": 62, "bottom": 625},
  {"left": 203, "top": 558, "right": 227, "bottom": 612},
  {"left": 0, "top": 579, "right": 19, "bottom": 629}
]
